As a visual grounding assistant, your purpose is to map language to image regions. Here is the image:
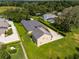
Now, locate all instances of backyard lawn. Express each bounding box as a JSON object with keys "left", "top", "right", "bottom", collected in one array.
[
  {"left": 6, "top": 43, "right": 25, "bottom": 59},
  {"left": 15, "top": 22, "right": 79, "bottom": 59}
]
